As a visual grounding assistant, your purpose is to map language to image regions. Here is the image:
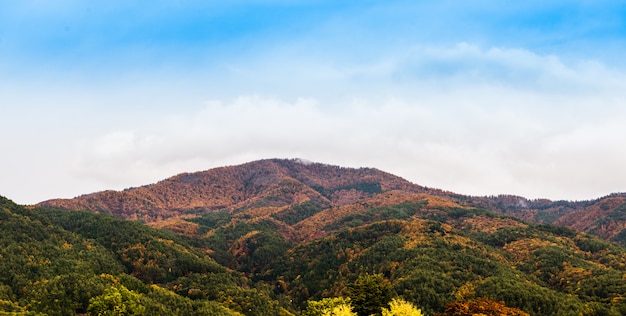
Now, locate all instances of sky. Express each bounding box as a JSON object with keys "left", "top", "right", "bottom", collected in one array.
[{"left": 2, "top": 1, "right": 626, "bottom": 204}]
